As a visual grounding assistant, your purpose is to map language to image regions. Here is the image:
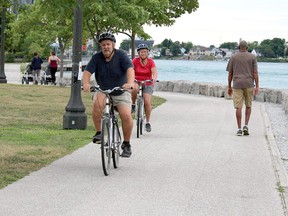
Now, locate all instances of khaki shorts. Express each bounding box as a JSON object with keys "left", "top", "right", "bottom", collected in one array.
[
  {"left": 233, "top": 88, "right": 254, "bottom": 109},
  {"left": 110, "top": 91, "right": 132, "bottom": 107}
]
